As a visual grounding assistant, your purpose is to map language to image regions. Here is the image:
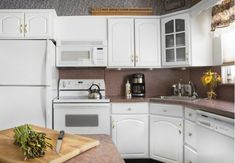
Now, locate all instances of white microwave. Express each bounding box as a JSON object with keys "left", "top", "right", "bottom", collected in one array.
[{"left": 56, "top": 40, "right": 107, "bottom": 67}]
